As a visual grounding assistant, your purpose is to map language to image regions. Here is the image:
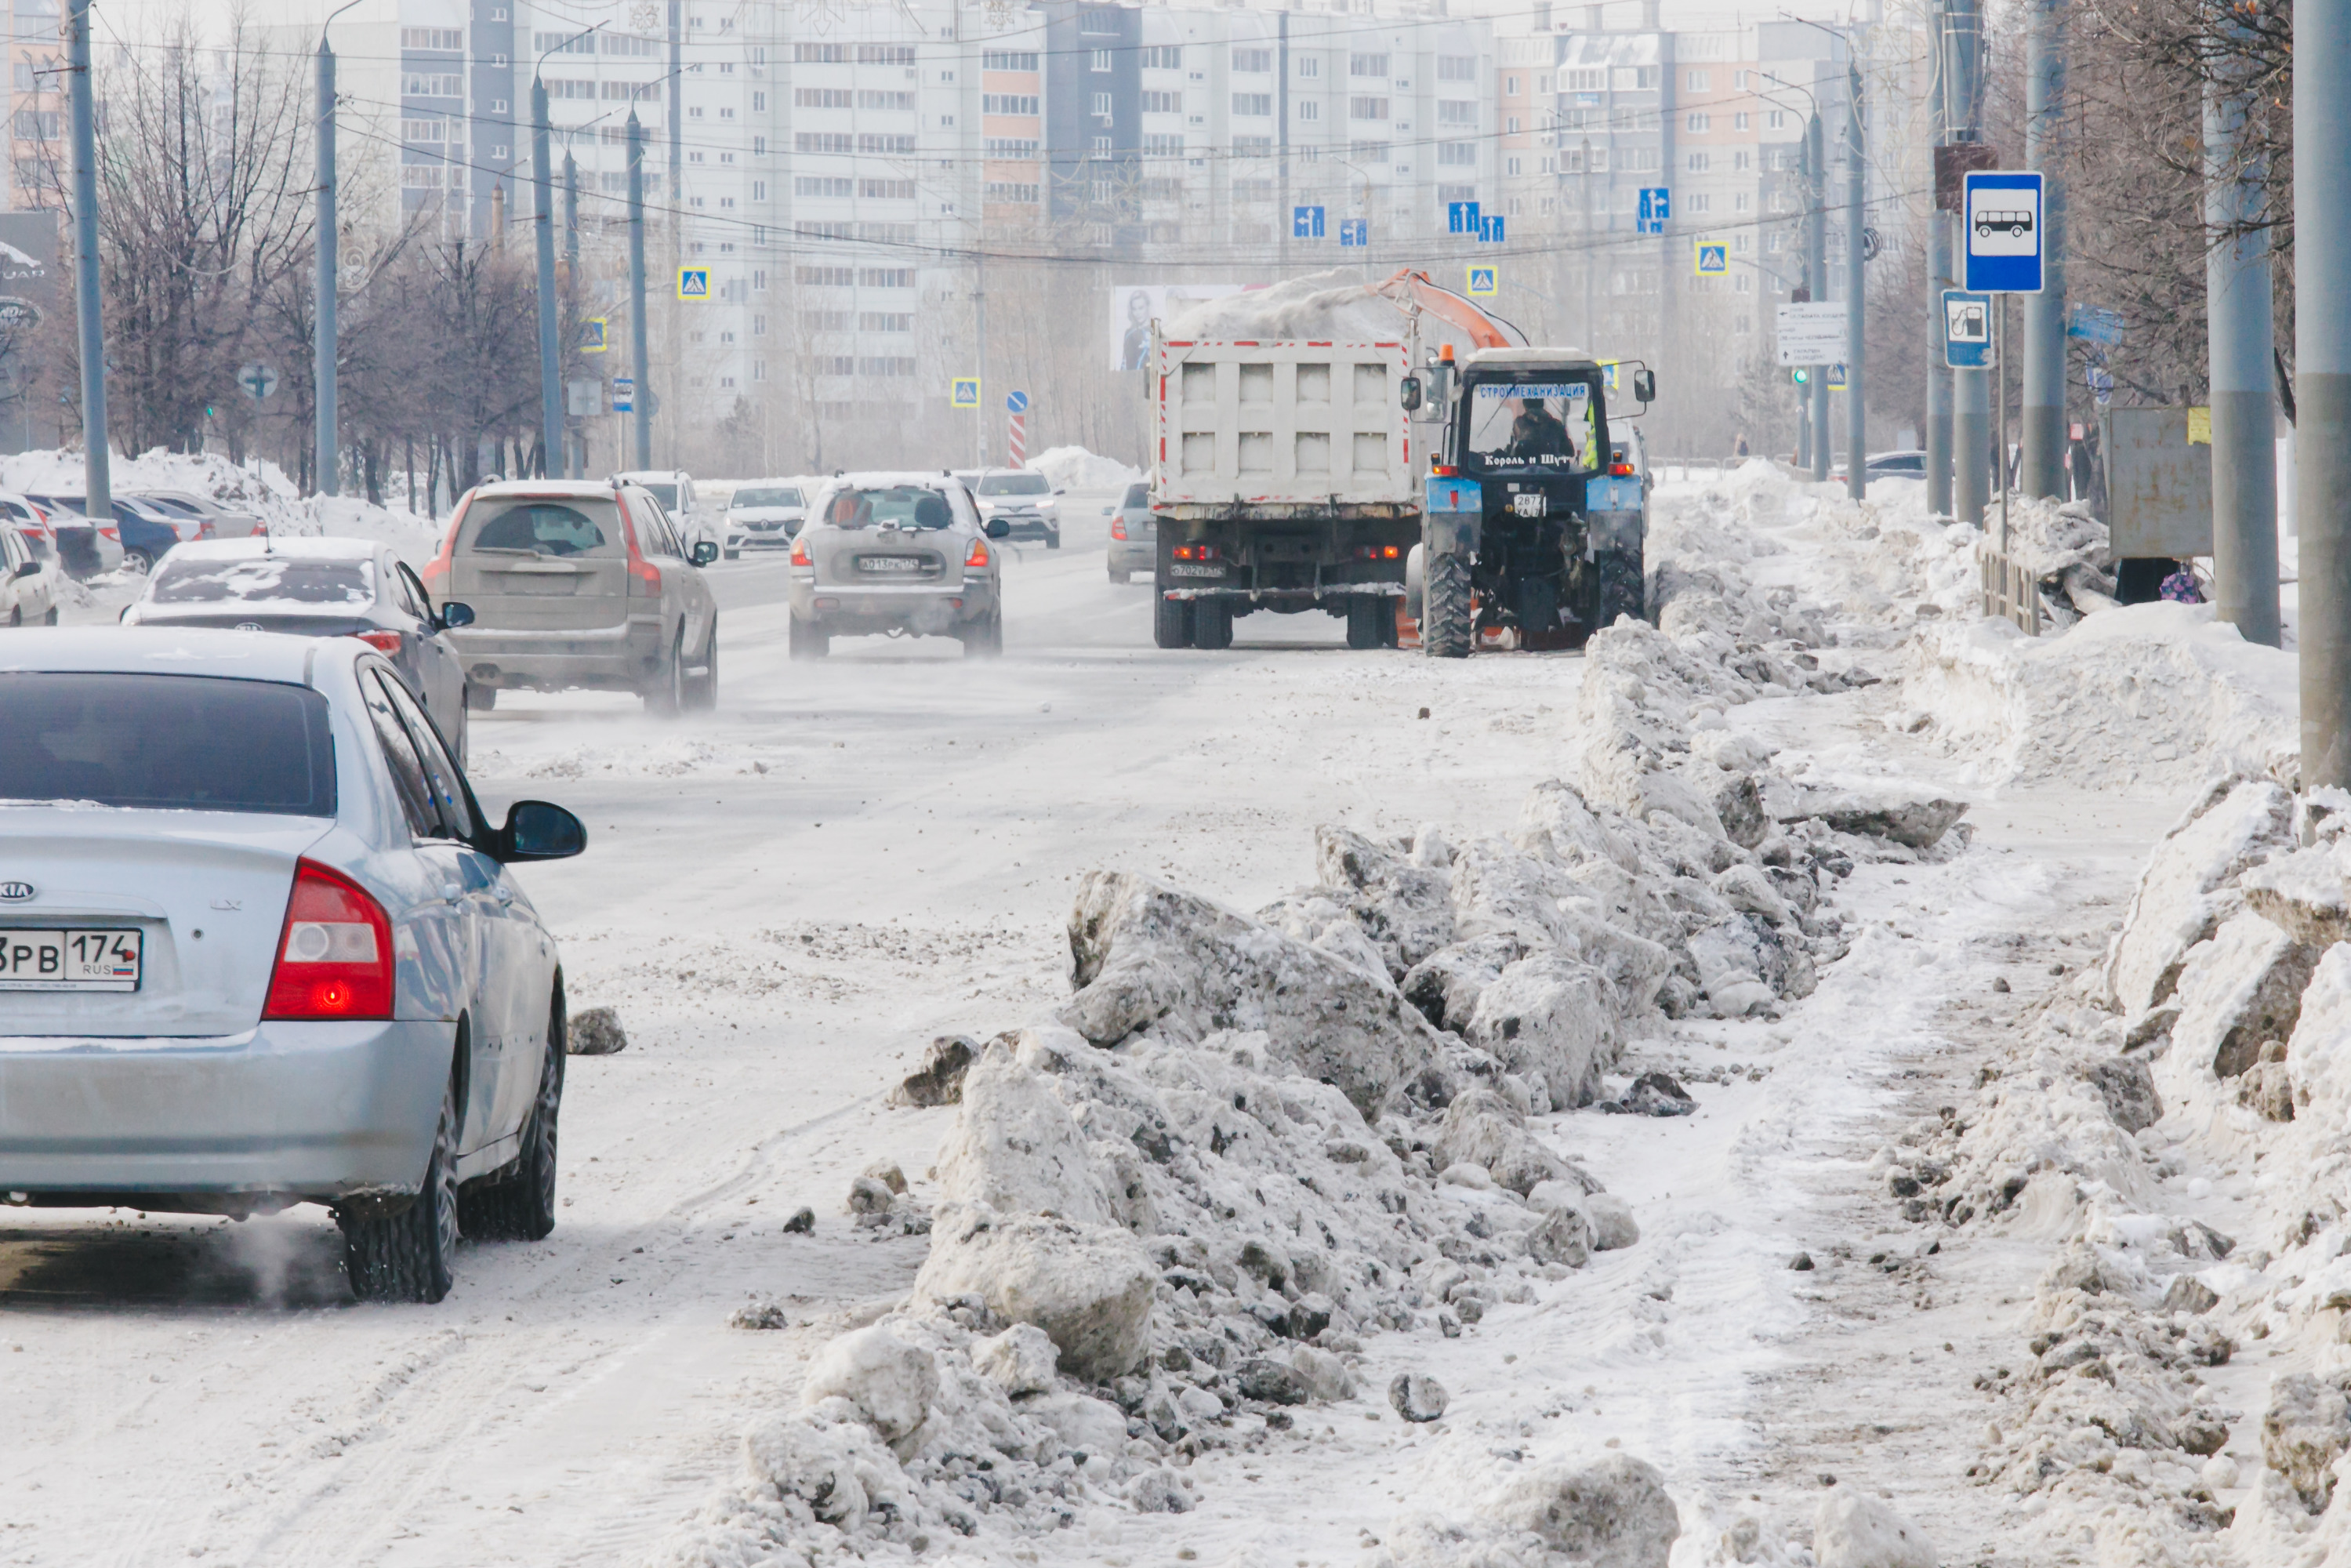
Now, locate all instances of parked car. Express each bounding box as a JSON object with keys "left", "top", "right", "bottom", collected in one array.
[
  {"left": 788, "top": 472, "right": 1008, "bottom": 659},
  {"left": 423, "top": 477, "right": 720, "bottom": 714},
  {"left": 721, "top": 480, "right": 811, "bottom": 558},
  {"left": 611, "top": 469, "right": 706, "bottom": 549},
  {"left": 123, "top": 536, "right": 475, "bottom": 762},
  {"left": 1105, "top": 481, "right": 1153, "bottom": 583},
  {"left": 1866, "top": 450, "right": 1927, "bottom": 481},
  {"left": 0, "top": 492, "right": 56, "bottom": 563},
  {"left": 27, "top": 494, "right": 183, "bottom": 572},
  {"left": 126, "top": 488, "right": 262, "bottom": 539},
  {"left": 2, "top": 523, "right": 57, "bottom": 626},
  {"left": 959, "top": 468, "right": 1062, "bottom": 548},
  {"left": 20, "top": 494, "right": 124, "bottom": 579},
  {"left": 0, "top": 626, "right": 586, "bottom": 1301}
]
